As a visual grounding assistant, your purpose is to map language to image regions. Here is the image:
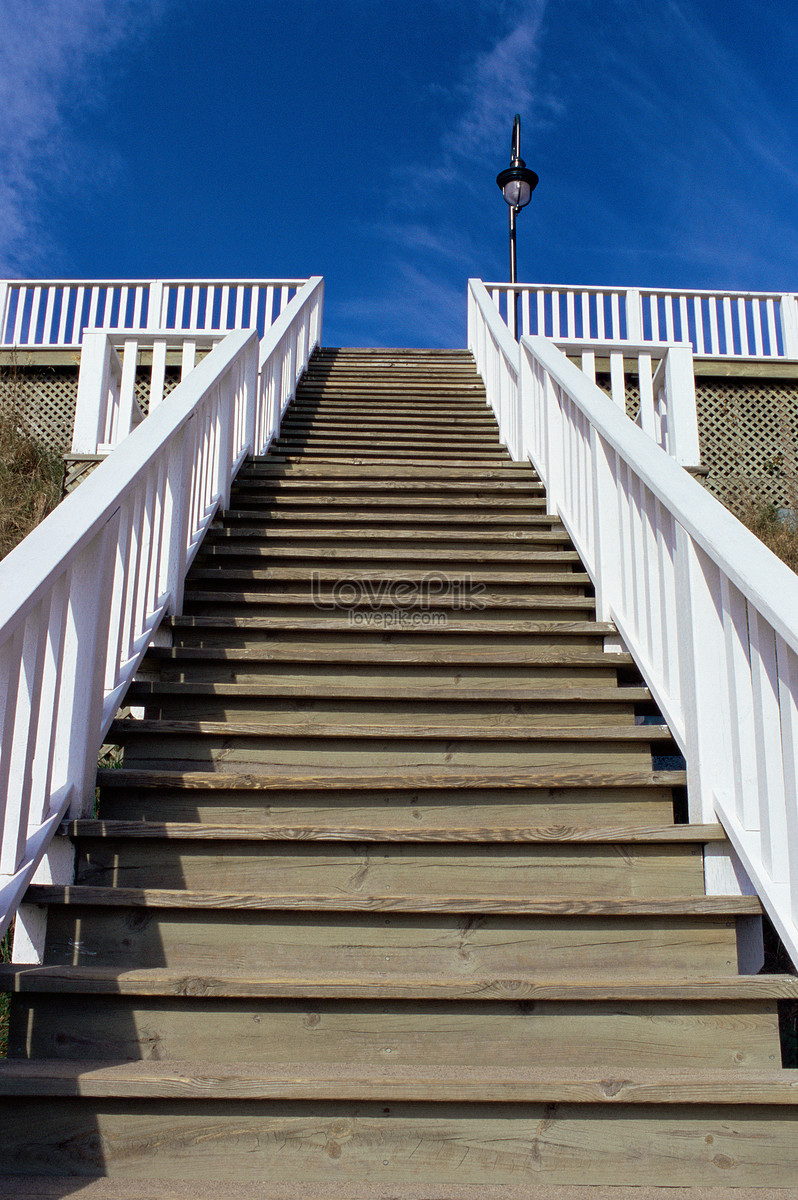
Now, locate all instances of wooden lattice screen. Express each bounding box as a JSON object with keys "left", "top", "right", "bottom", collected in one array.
[
  {"left": 0, "top": 365, "right": 182, "bottom": 454},
  {"left": 595, "top": 373, "right": 798, "bottom": 510}
]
